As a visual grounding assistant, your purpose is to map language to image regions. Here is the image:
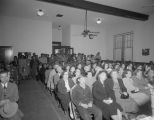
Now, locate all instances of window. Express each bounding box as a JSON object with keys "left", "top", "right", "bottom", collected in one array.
[
  {"left": 115, "top": 35, "right": 122, "bottom": 49},
  {"left": 113, "top": 31, "right": 133, "bottom": 61},
  {"left": 124, "top": 33, "right": 132, "bottom": 48}
]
